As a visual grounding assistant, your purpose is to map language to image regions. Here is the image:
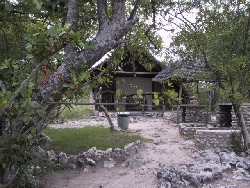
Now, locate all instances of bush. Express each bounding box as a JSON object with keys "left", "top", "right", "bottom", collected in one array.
[
  {"left": 12, "top": 150, "right": 60, "bottom": 188},
  {"left": 231, "top": 131, "right": 243, "bottom": 153}
]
